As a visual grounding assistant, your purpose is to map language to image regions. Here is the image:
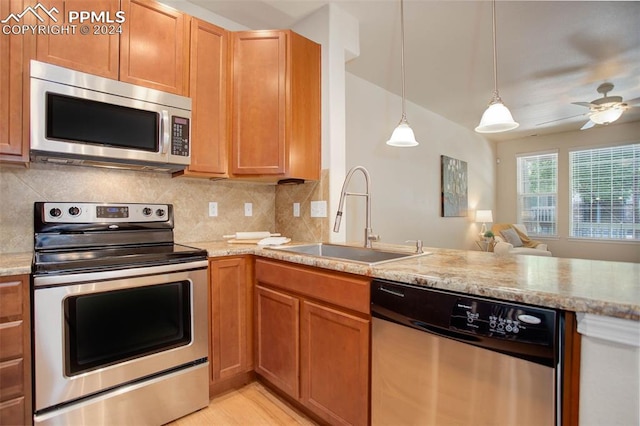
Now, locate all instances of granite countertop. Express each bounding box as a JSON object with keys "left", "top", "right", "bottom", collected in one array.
[
  {"left": 199, "top": 241, "right": 640, "bottom": 321},
  {"left": 4, "top": 242, "right": 639, "bottom": 320}
]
